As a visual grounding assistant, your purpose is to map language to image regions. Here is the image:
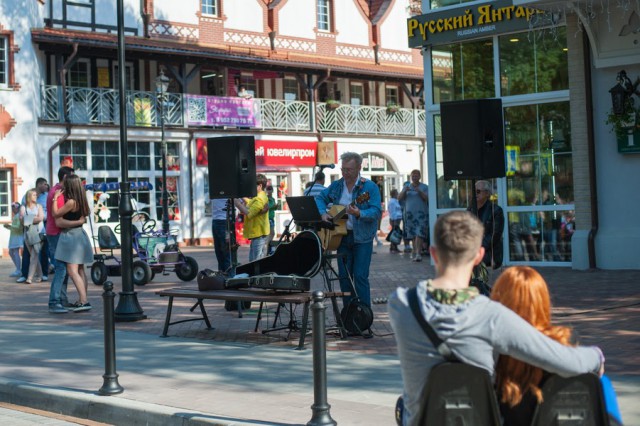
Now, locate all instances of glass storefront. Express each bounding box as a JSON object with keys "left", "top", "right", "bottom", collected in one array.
[{"left": 429, "top": 28, "right": 573, "bottom": 264}]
